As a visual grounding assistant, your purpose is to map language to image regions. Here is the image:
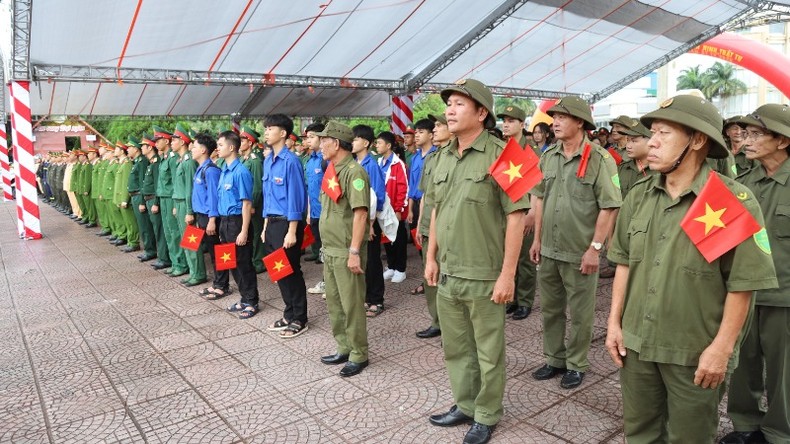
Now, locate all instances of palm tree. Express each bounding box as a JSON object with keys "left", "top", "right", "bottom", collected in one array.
[
  {"left": 676, "top": 65, "right": 706, "bottom": 93},
  {"left": 702, "top": 62, "right": 748, "bottom": 110}
]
